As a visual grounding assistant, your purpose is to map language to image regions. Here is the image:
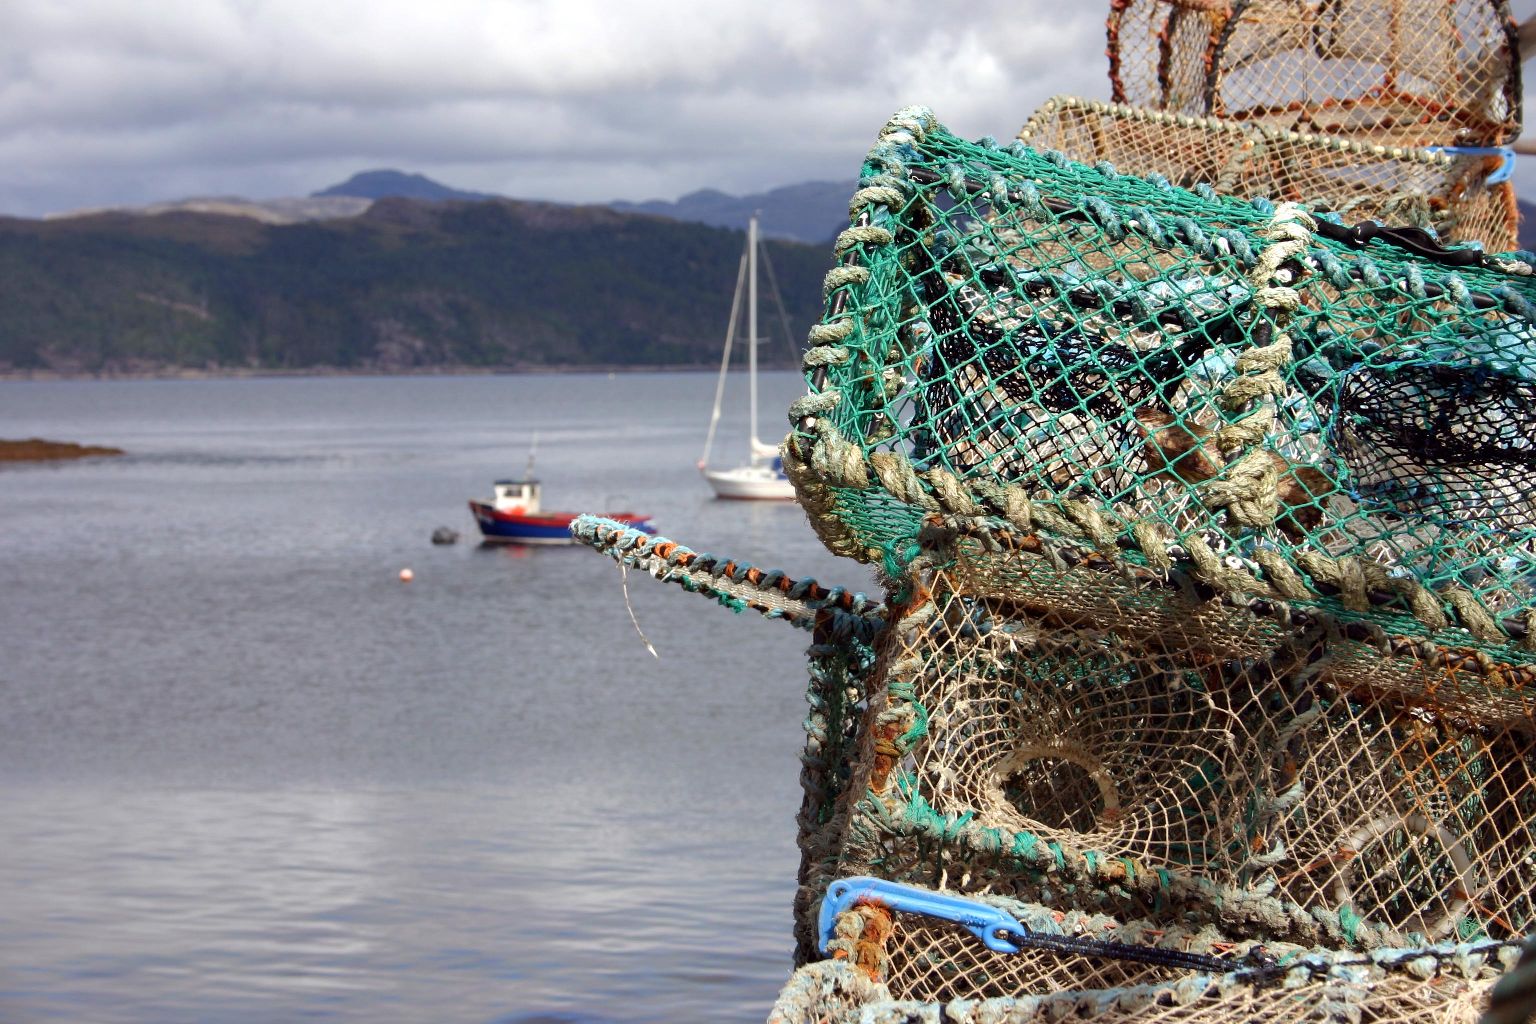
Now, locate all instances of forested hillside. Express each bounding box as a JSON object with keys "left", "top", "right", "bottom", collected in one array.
[{"left": 0, "top": 199, "right": 828, "bottom": 375}]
